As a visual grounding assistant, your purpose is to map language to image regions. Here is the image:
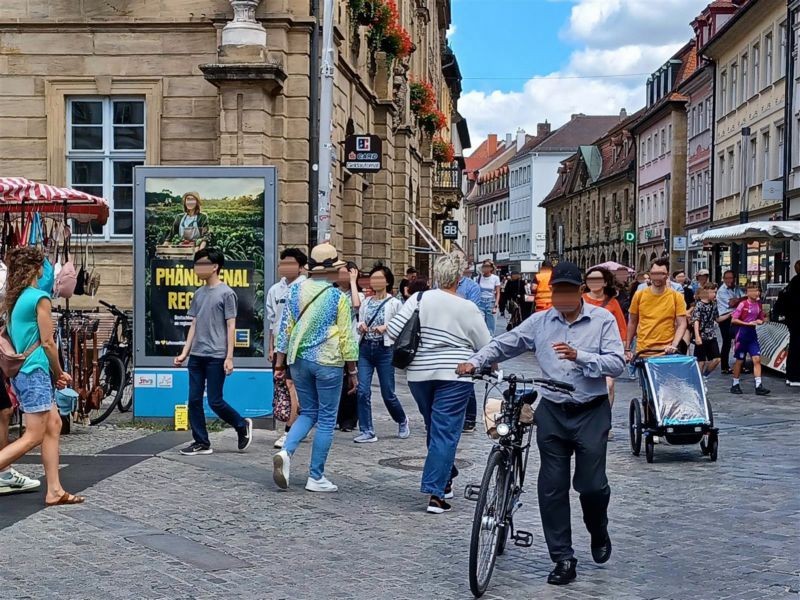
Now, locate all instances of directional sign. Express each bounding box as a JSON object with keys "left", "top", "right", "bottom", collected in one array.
[
  {"left": 623, "top": 230, "right": 635, "bottom": 243},
  {"left": 344, "top": 134, "right": 383, "bottom": 173}
]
